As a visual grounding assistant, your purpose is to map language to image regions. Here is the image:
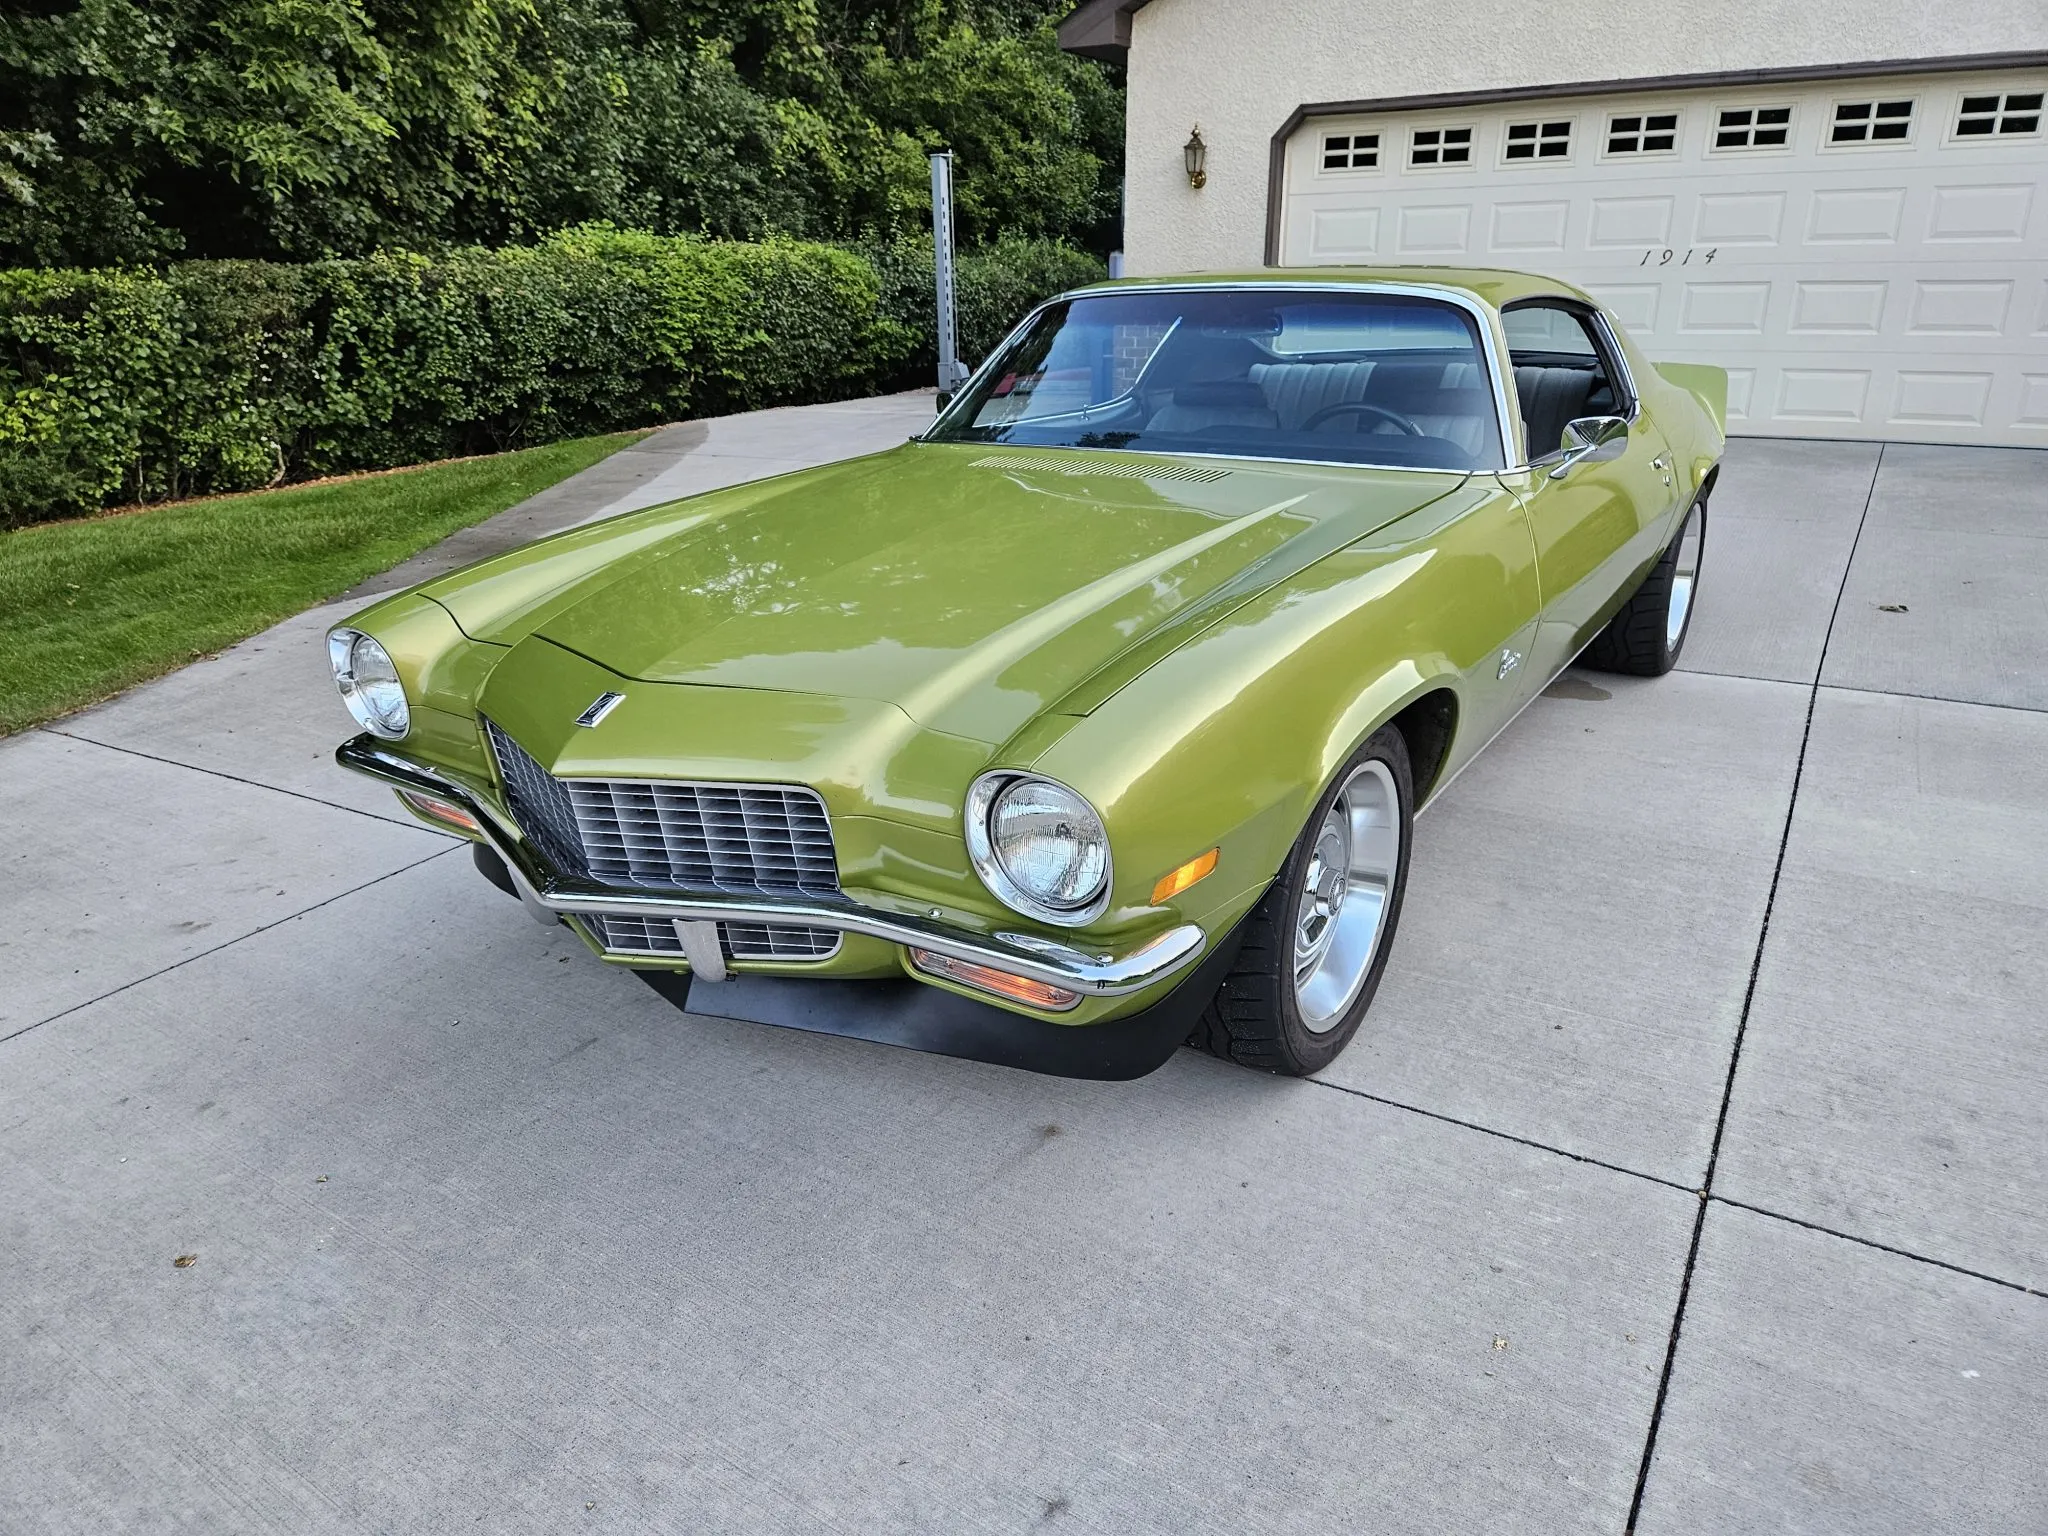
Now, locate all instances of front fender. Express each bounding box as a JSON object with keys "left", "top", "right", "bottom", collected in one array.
[{"left": 1022, "top": 540, "right": 1483, "bottom": 948}]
